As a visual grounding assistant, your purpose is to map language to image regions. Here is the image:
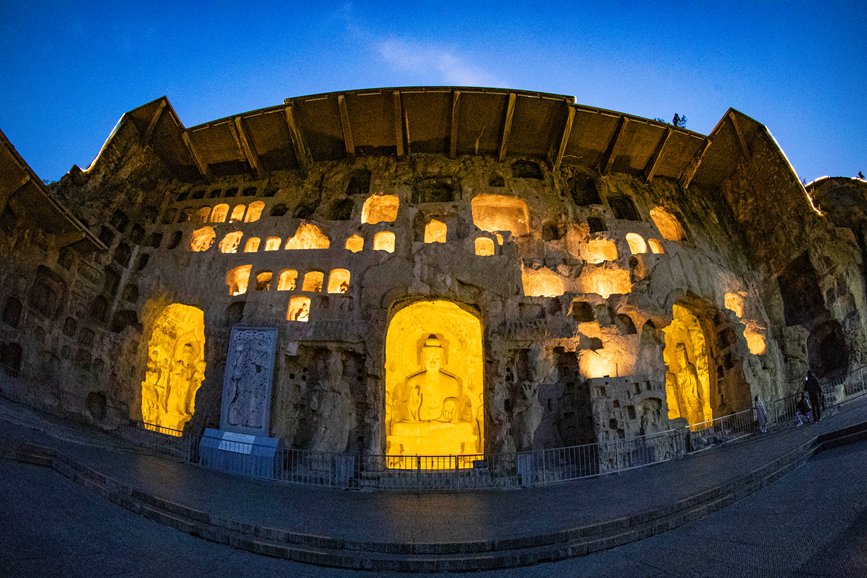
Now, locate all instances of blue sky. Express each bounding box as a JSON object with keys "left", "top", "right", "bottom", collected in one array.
[{"left": 1, "top": 1, "right": 864, "bottom": 183}]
